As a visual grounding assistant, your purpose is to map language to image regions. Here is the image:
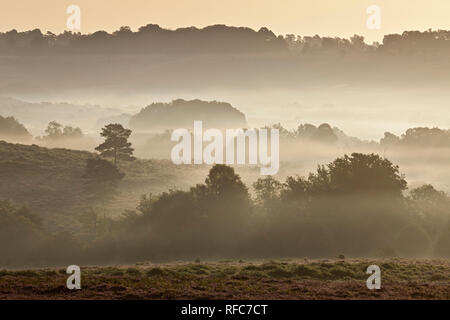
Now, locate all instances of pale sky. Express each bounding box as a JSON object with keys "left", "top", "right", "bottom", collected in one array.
[{"left": 1, "top": 0, "right": 449, "bottom": 42}]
